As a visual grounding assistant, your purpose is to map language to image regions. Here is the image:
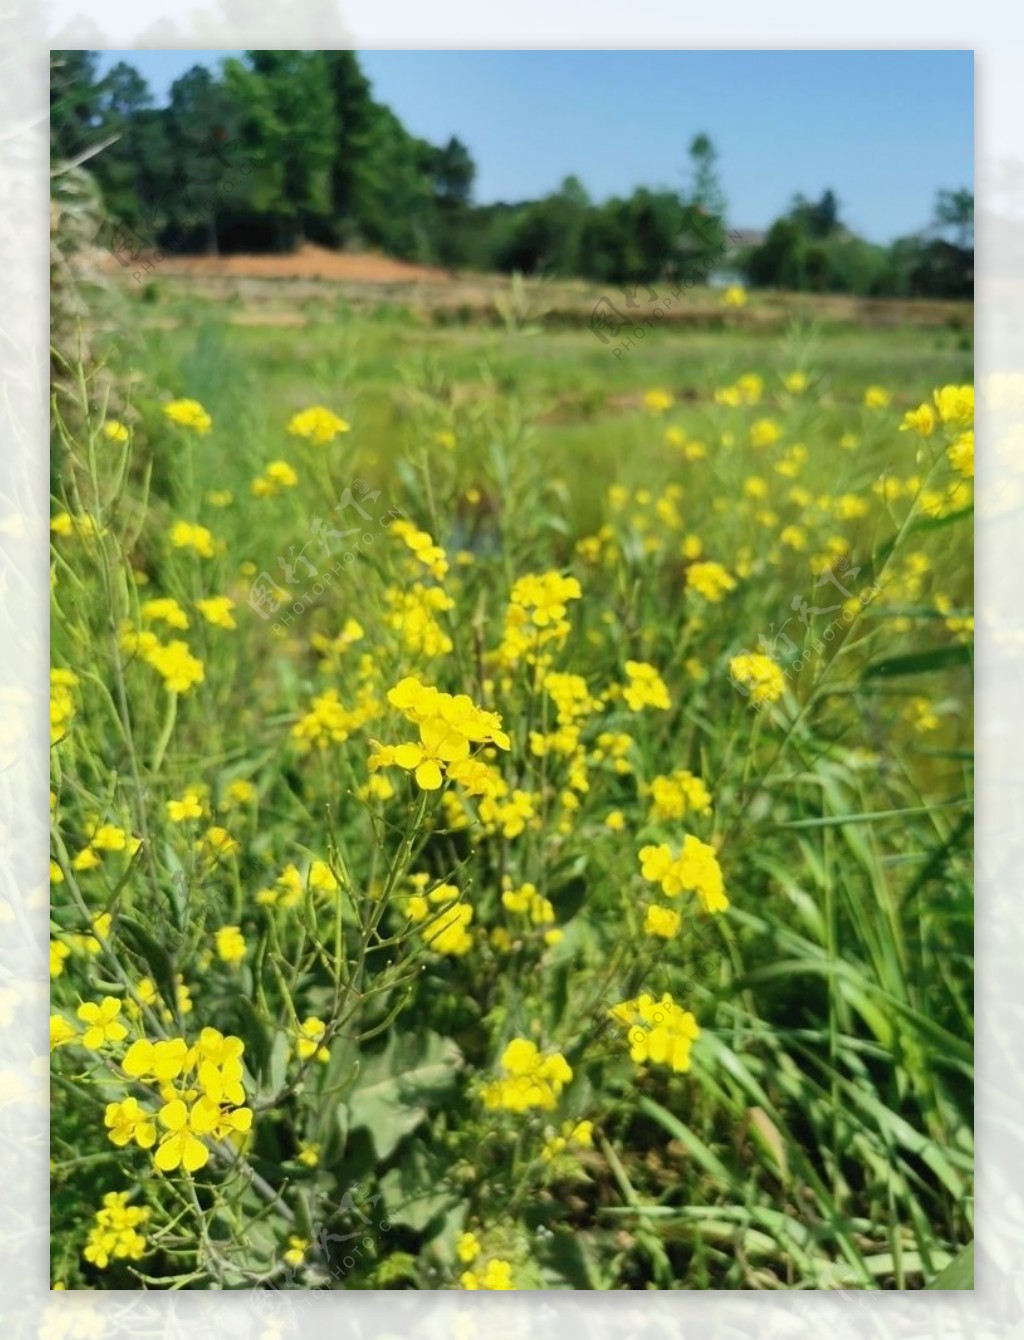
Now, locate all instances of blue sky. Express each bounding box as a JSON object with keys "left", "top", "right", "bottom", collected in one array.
[{"left": 93, "top": 50, "right": 973, "bottom": 243}]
